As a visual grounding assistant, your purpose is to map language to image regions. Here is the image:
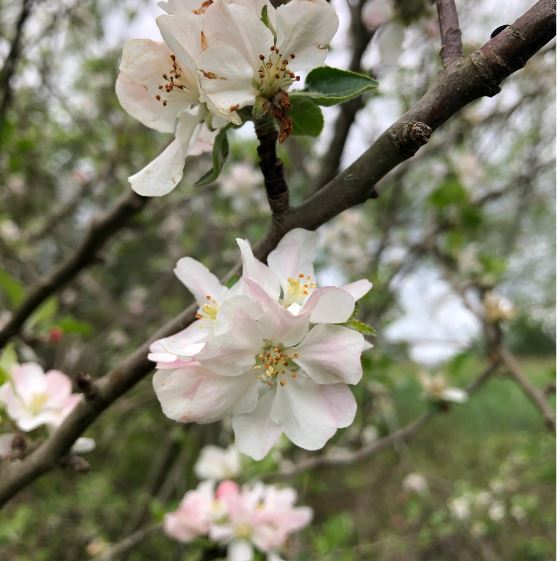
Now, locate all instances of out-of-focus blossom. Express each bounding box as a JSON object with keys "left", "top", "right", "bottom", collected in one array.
[
  {"left": 449, "top": 496, "right": 471, "bottom": 520},
  {"left": 361, "top": 0, "right": 394, "bottom": 30},
  {"left": 402, "top": 473, "right": 428, "bottom": 494},
  {"left": 488, "top": 501, "right": 506, "bottom": 522},
  {"left": 0, "top": 362, "right": 81, "bottom": 431},
  {"left": 220, "top": 162, "right": 267, "bottom": 213},
  {"left": 375, "top": 22, "right": 405, "bottom": 67},
  {"left": 483, "top": 291, "right": 516, "bottom": 323},
  {"left": 165, "top": 479, "right": 312, "bottom": 561},
  {"left": 72, "top": 437, "right": 96, "bottom": 454},
  {"left": 195, "top": 444, "right": 242, "bottom": 480},
  {"left": 418, "top": 371, "right": 467, "bottom": 404}
]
